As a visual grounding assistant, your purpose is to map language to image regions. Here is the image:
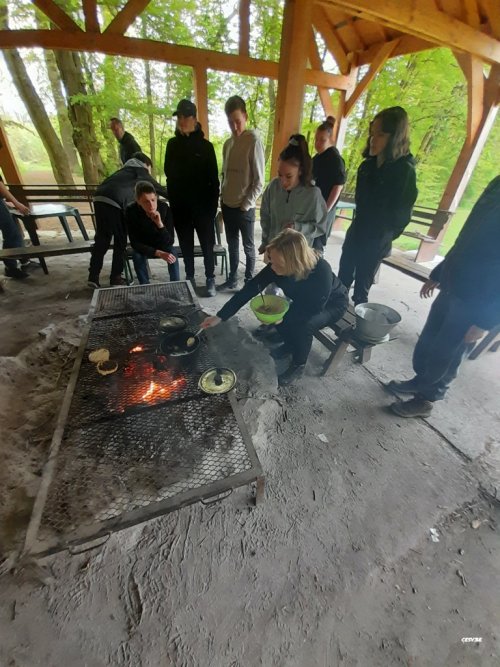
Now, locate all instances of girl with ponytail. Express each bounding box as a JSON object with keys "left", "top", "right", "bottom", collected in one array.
[{"left": 259, "top": 134, "right": 327, "bottom": 253}]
